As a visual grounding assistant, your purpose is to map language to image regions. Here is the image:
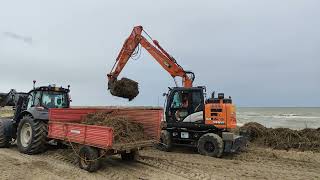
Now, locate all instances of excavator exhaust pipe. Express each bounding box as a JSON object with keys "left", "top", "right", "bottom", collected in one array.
[{"left": 108, "top": 77, "right": 139, "bottom": 101}]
